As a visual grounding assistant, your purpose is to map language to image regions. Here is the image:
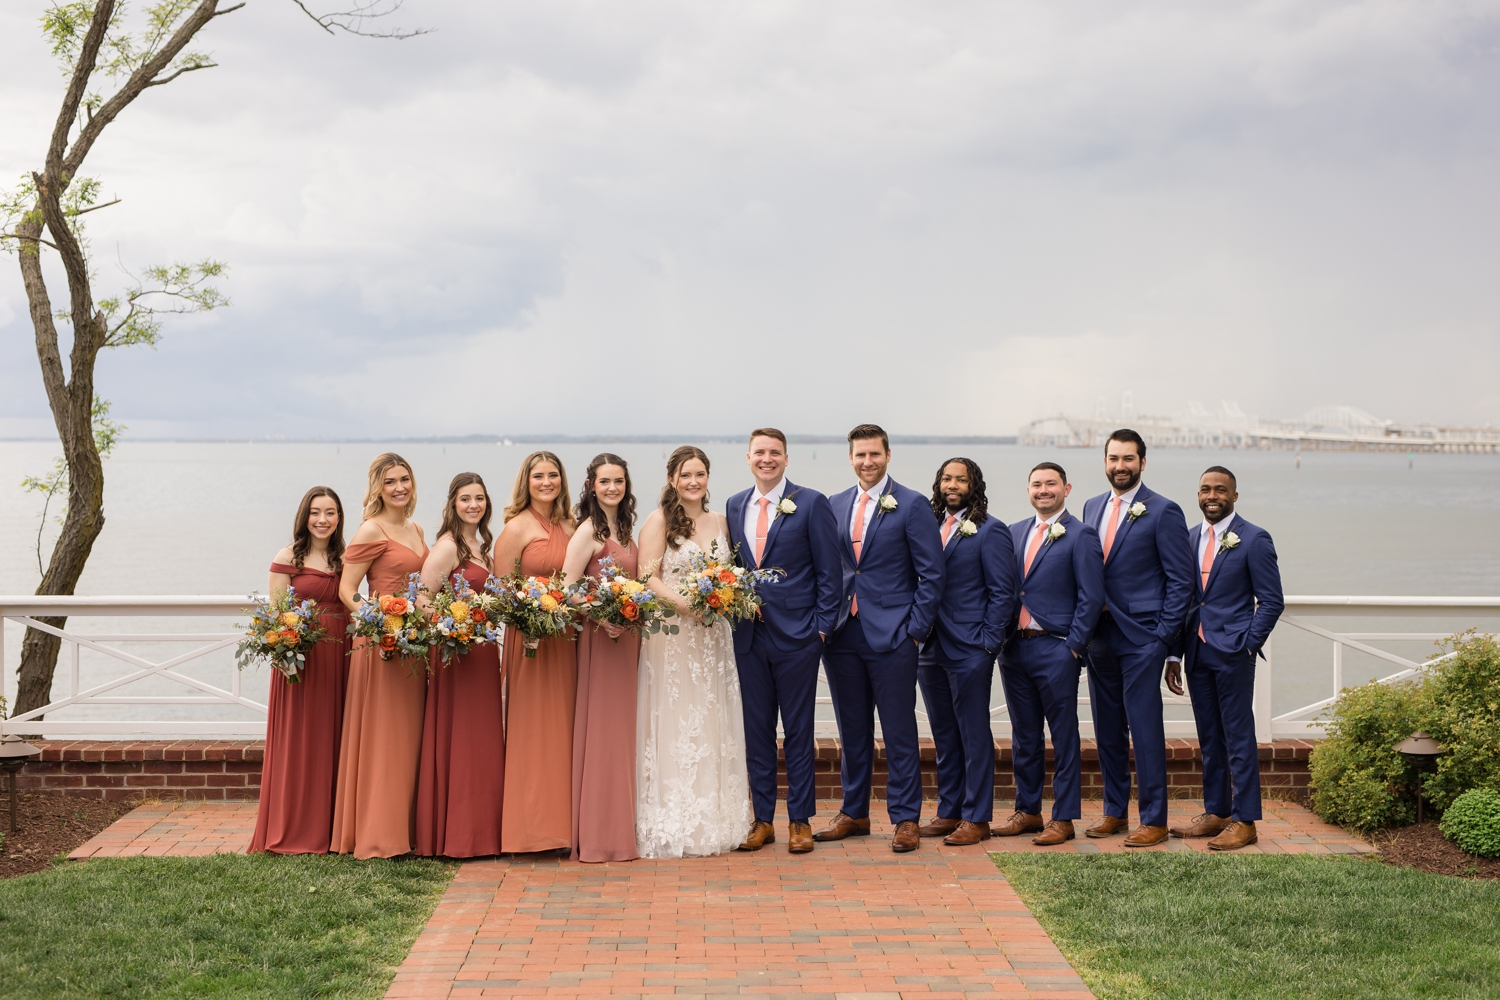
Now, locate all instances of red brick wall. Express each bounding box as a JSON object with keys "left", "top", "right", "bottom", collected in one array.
[{"left": 17, "top": 737, "right": 1315, "bottom": 803}]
